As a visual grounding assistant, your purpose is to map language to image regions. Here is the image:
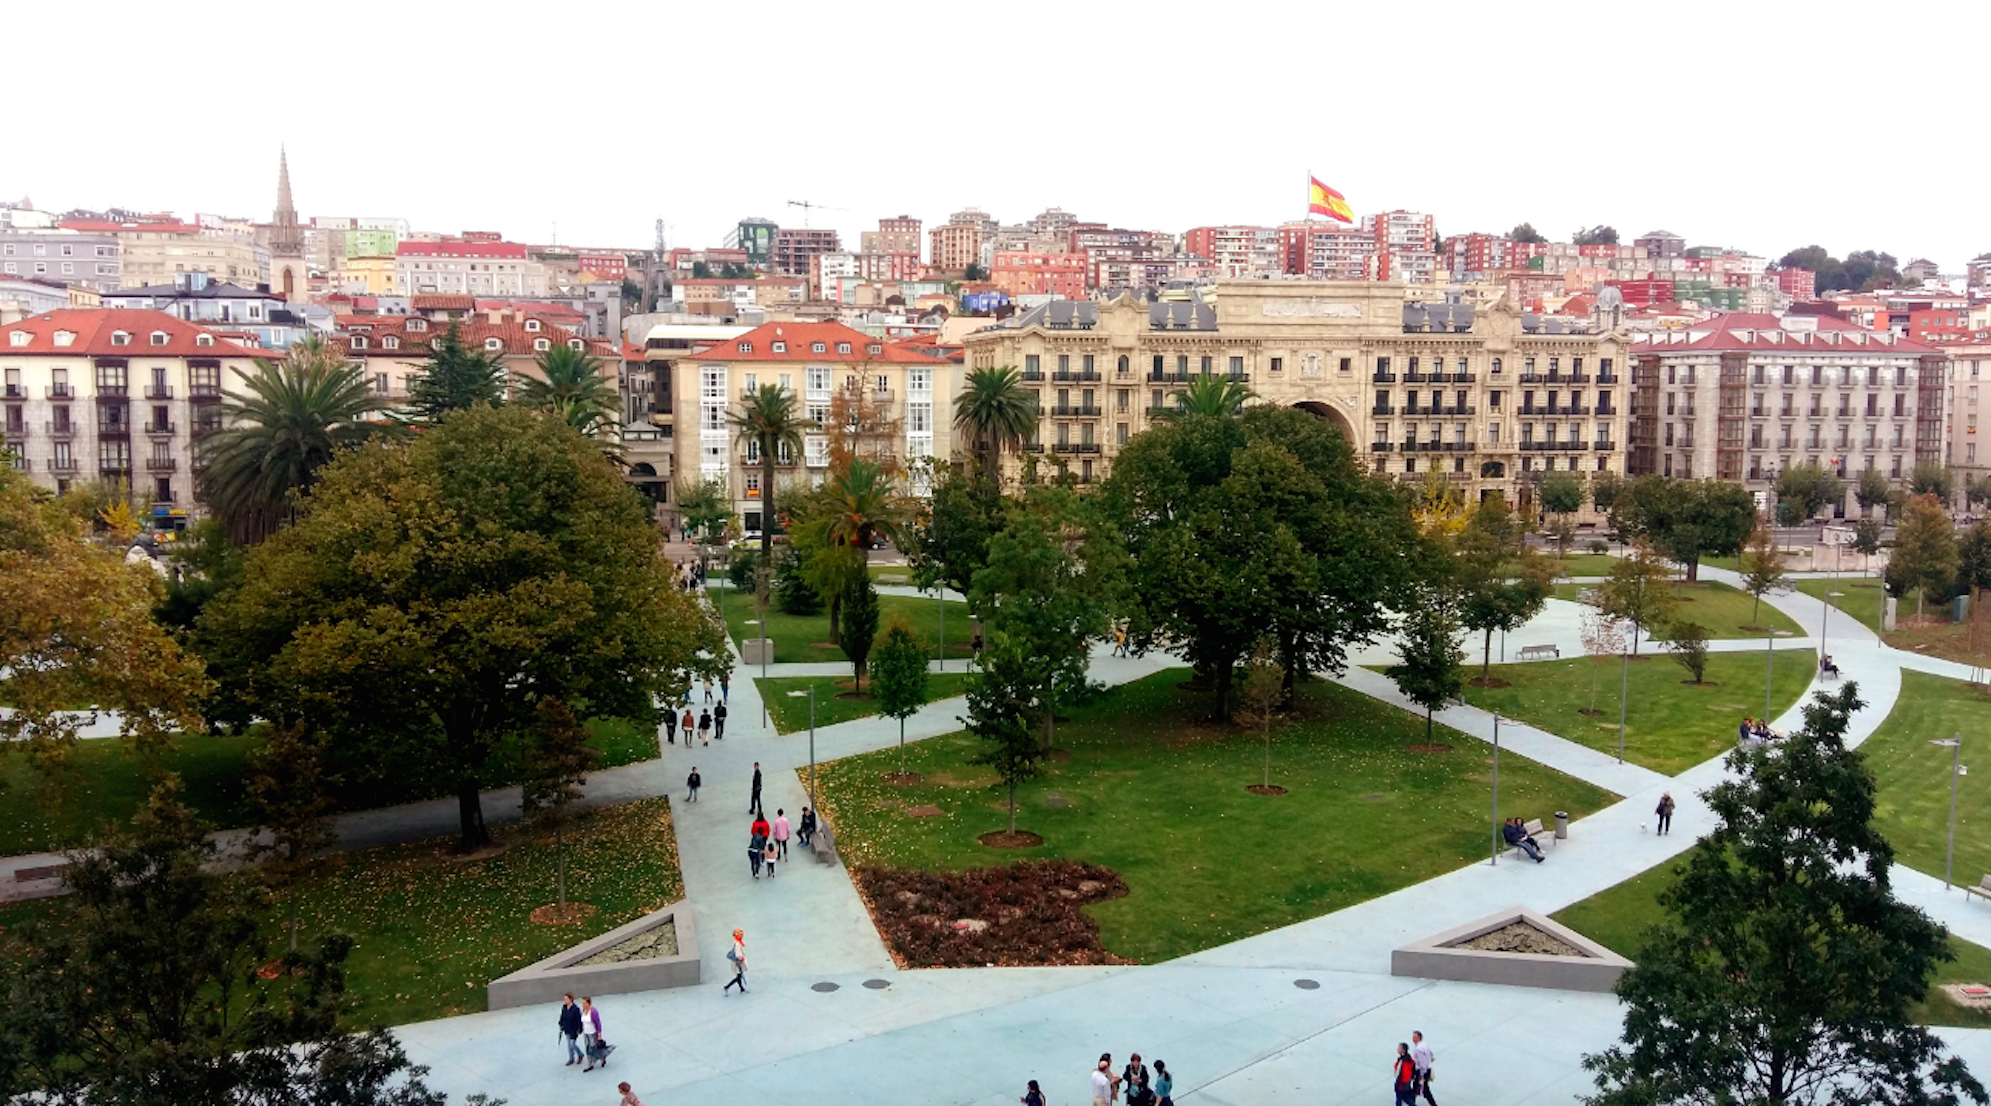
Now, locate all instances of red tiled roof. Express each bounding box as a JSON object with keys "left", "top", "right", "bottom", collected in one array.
[
  {"left": 0, "top": 309, "right": 259, "bottom": 357},
  {"left": 690, "top": 321, "right": 949, "bottom": 364},
  {"left": 412, "top": 294, "right": 475, "bottom": 311},
  {"left": 340, "top": 314, "right": 616, "bottom": 359},
  {"left": 1636, "top": 311, "right": 1943, "bottom": 354},
  {"left": 57, "top": 218, "right": 192, "bottom": 233}
]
